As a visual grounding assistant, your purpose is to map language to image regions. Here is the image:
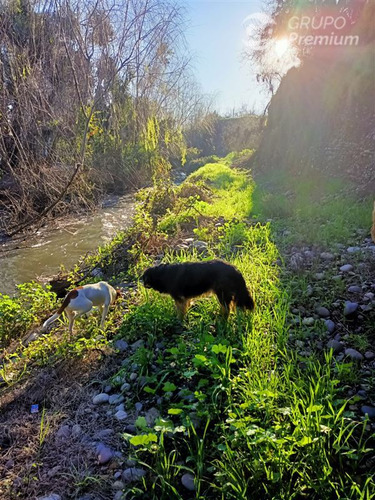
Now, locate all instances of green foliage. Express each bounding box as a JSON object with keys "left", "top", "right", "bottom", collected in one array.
[{"left": 0, "top": 282, "right": 56, "bottom": 345}]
